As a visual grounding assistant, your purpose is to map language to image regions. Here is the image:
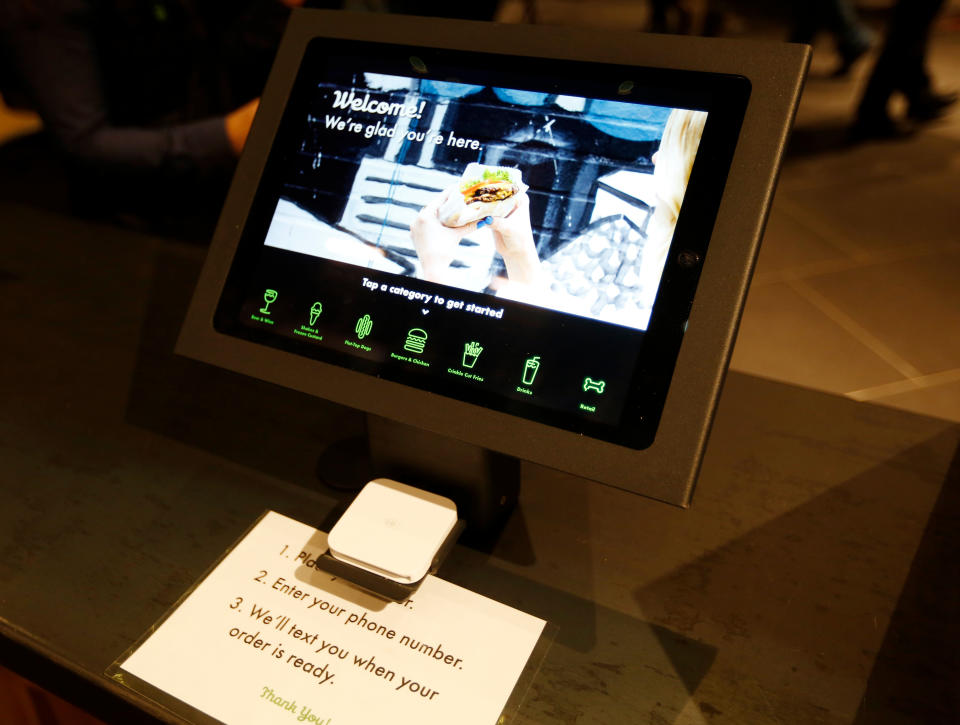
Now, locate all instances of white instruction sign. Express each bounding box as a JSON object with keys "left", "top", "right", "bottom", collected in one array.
[{"left": 120, "top": 511, "right": 545, "bottom": 724}]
